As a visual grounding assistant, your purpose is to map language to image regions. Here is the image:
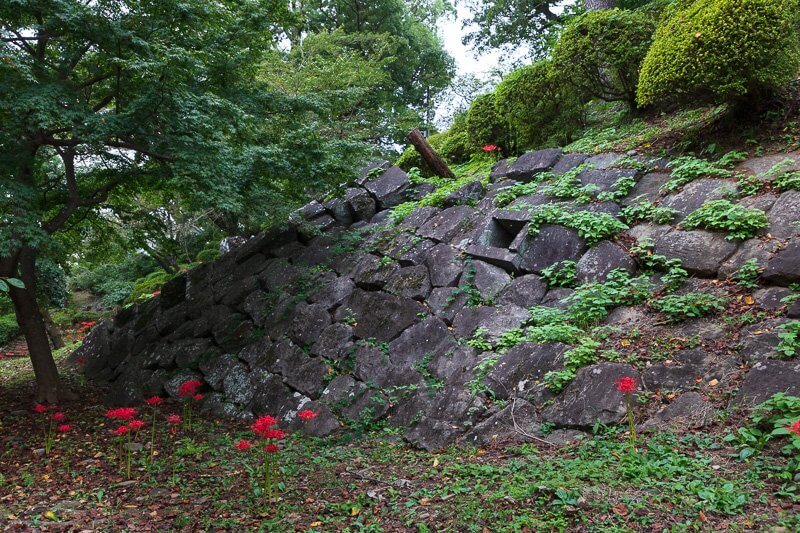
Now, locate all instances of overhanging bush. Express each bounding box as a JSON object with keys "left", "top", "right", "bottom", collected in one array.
[
  {"left": 637, "top": 0, "right": 800, "bottom": 108},
  {"left": 553, "top": 9, "right": 656, "bottom": 109},
  {"left": 495, "top": 61, "right": 585, "bottom": 152},
  {"left": 465, "top": 92, "right": 508, "bottom": 153}
]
